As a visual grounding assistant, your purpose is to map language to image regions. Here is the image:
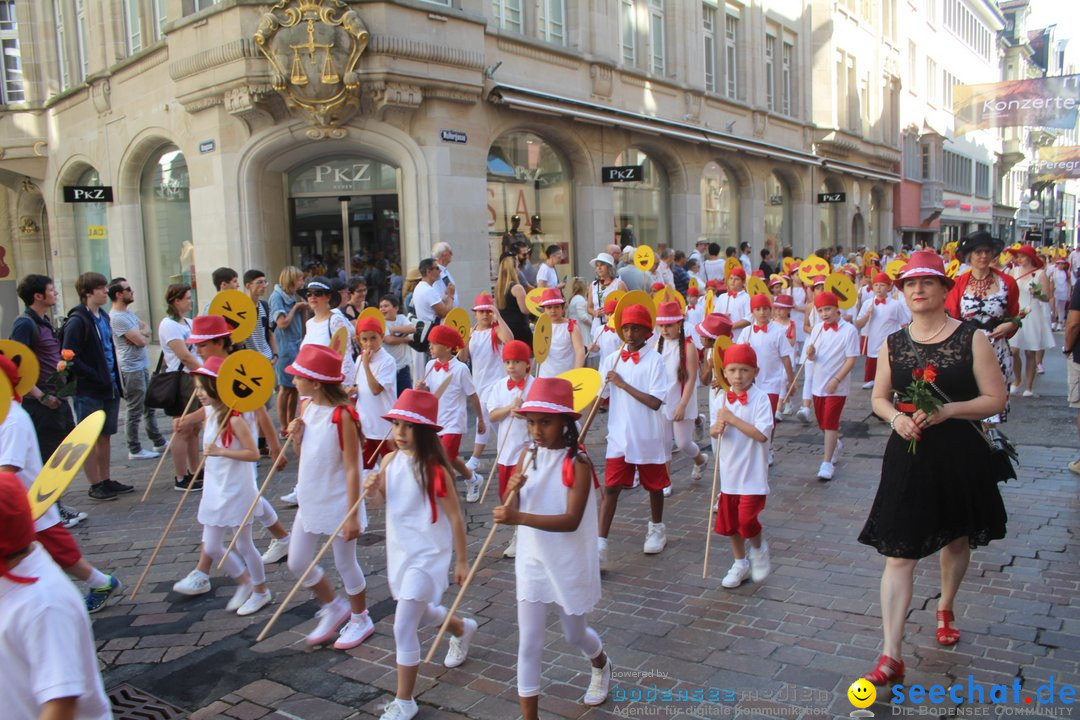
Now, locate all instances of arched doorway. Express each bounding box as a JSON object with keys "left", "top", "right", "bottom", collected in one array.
[
  {"left": 701, "top": 161, "right": 738, "bottom": 248},
  {"left": 140, "top": 145, "right": 195, "bottom": 329},
  {"left": 764, "top": 171, "right": 790, "bottom": 254},
  {"left": 850, "top": 181, "right": 864, "bottom": 247},
  {"left": 612, "top": 148, "right": 668, "bottom": 249},
  {"left": 72, "top": 167, "right": 110, "bottom": 278},
  {"left": 818, "top": 176, "right": 843, "bottom": 250}
]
